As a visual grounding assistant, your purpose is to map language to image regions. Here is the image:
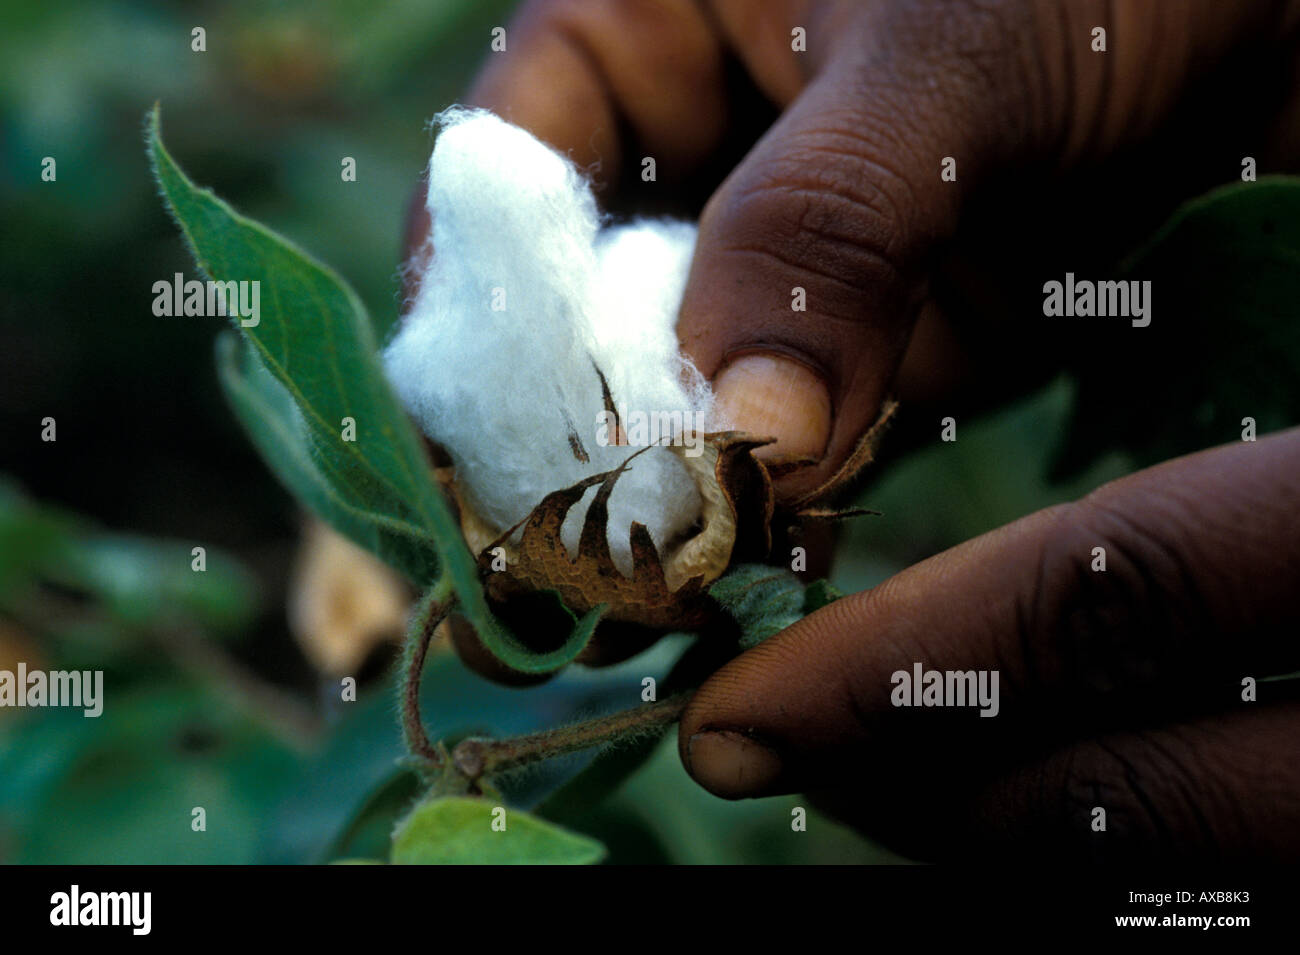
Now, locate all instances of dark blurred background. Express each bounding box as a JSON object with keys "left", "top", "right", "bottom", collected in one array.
[{"left": 2, "top": 0, "right": 523, "bottom": 689}]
